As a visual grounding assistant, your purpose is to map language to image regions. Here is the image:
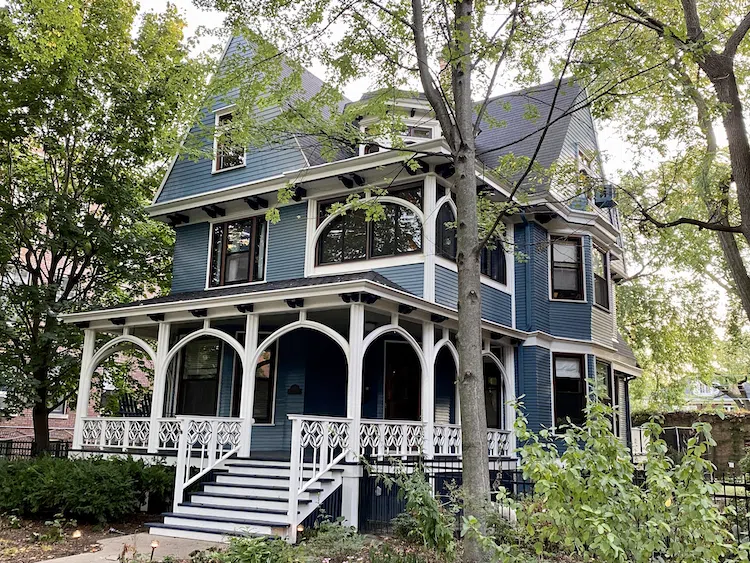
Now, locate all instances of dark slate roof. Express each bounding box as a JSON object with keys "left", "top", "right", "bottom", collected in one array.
[
  {"left": 475, "top": 78, "right": 584, "bottom": 172},
  {"left": 357, "top": 88, "right": 429, "bottom": 103},
  {"left": 615, "top": 332, "right": 639, "bottom": 368},
  {"left": 89, "top": 272, "right": 408, "bottom": 313}
]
